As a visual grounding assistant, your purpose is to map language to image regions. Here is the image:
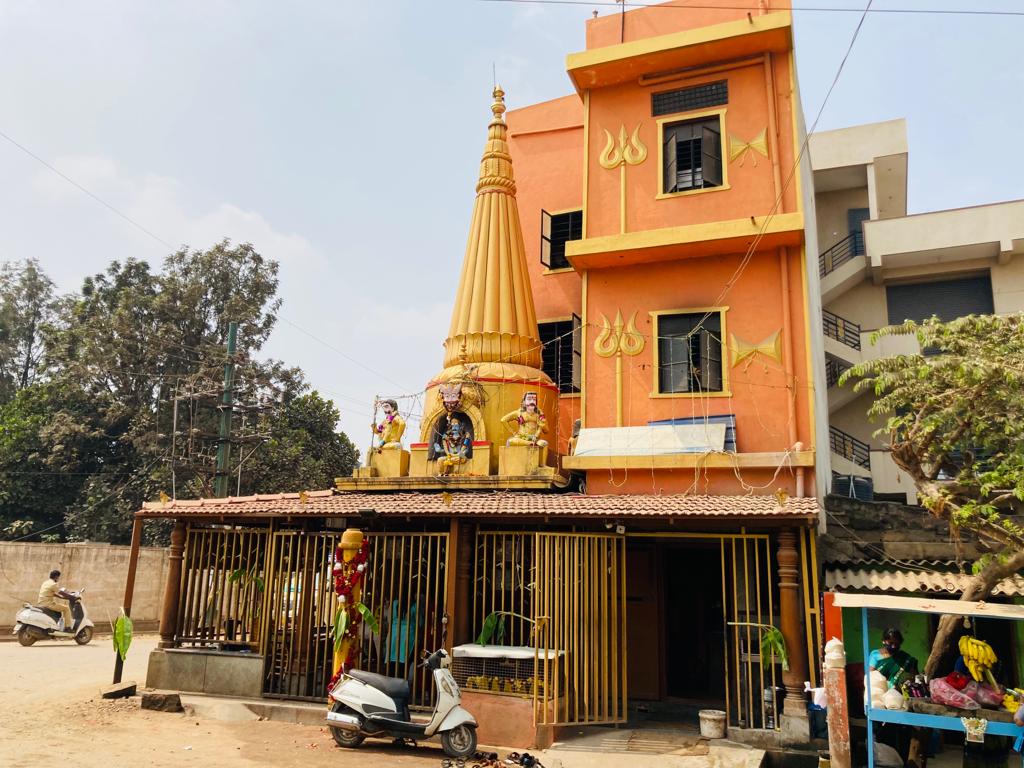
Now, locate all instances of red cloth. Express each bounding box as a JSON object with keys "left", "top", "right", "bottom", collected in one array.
[{"left": 945, "top": 671, "right": 970, "bottom": 690}]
